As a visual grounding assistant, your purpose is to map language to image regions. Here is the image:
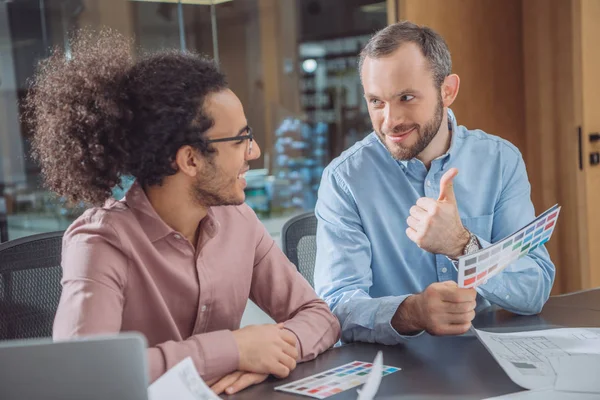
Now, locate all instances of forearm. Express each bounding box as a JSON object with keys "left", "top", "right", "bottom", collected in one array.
[
  {"left": 147, "top": 330, "right": 239, "bottom": 383},
  {"left": 391, "top": 294, "right": 424, "bottom": 335},
  {"left": 335, "top": 294, "right": 424, "bottom": 345},
  {"left": 474, "top": 238, "right": 554, "bottom": 315},
  {"left": 477, "top": 256, "right": 554, "bottom": 314},
  {"left": 283, "top": 298, "right": 341, "bottom": 362}
]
